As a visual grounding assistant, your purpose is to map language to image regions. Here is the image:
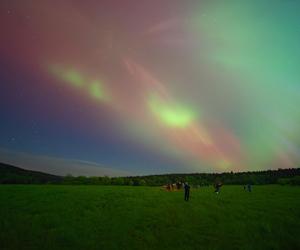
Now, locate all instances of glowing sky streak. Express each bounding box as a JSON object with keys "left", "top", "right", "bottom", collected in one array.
[{"left": 148, "top": 95, "right": 195, "bottom": 128}]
